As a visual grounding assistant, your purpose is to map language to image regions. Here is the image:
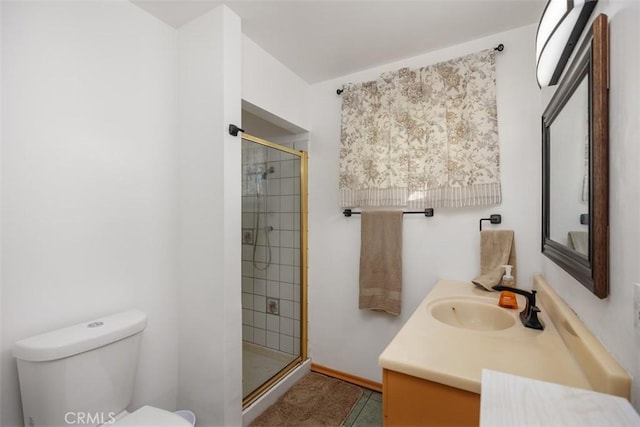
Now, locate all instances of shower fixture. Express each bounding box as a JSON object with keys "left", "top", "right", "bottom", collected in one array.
[
  {"left": 262, "top": 166, "right": 275, "bottom": 179},
  {"left": 251, "top": 164, "right": 275, "bottom": 271}
]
